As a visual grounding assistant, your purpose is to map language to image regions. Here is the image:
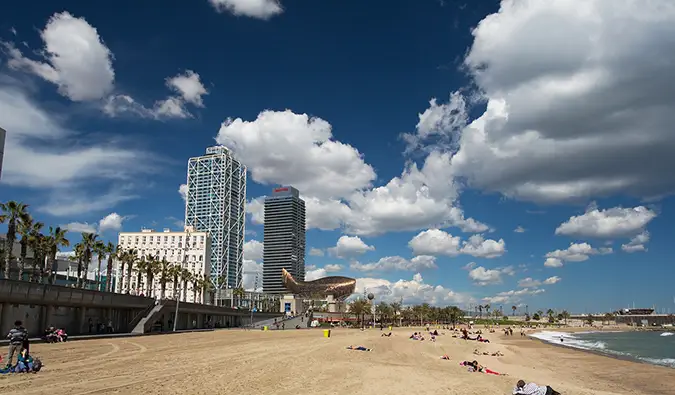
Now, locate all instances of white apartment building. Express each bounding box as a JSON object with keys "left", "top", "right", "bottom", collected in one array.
[{"left": 115, "top": 227, "right": 211, "bottom": 304}]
